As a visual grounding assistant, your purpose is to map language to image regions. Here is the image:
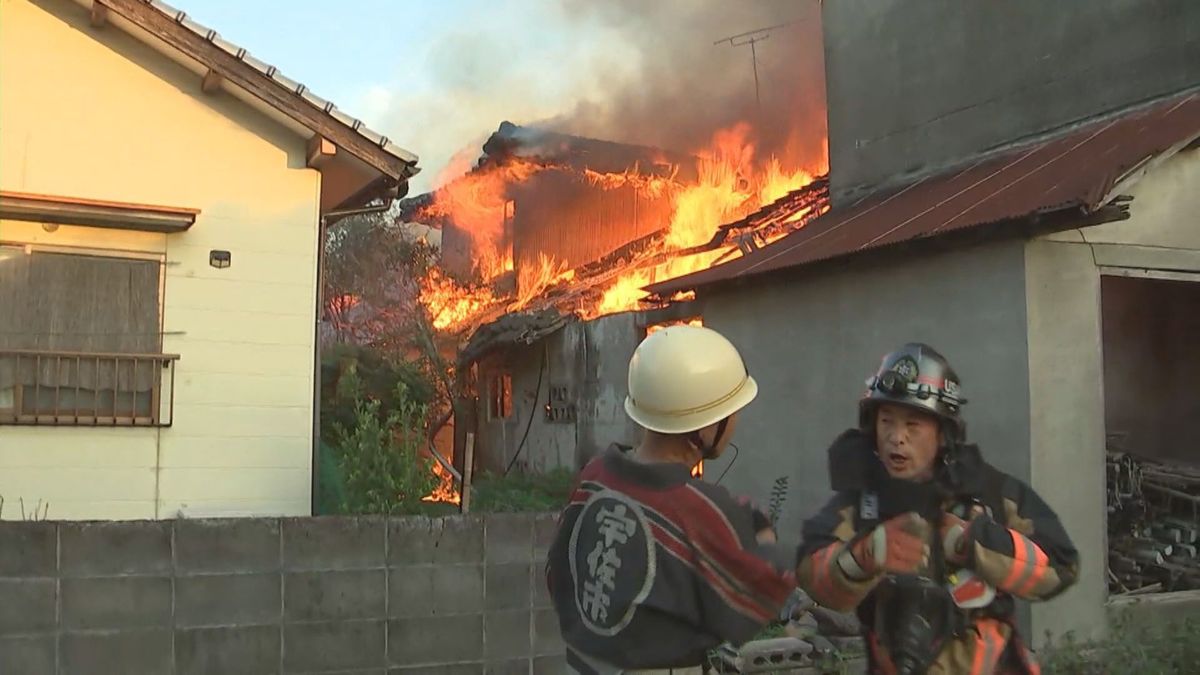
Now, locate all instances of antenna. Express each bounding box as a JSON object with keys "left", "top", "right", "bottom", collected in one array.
[{"left": 714, "top": 16, "right": 812, "bottom": 118}]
